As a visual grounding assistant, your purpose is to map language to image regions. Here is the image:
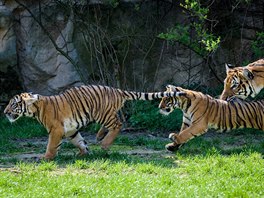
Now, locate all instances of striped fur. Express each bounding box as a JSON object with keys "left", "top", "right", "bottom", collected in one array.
[
  {"left": 159, "top": 85, "right": 264, "bottom": 152},
  {"left": 220, "top": 59, "right": 264, "bottom": 100},
  {"left": 4, "top": 85, "right": 177, "bottom": 160}
]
